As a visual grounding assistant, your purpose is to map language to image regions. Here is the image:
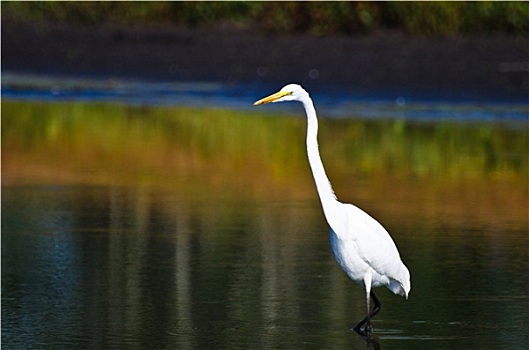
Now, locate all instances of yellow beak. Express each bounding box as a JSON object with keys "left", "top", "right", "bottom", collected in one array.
[{"left": 253, "top": 91, "right": 291, "bottom": 105}]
